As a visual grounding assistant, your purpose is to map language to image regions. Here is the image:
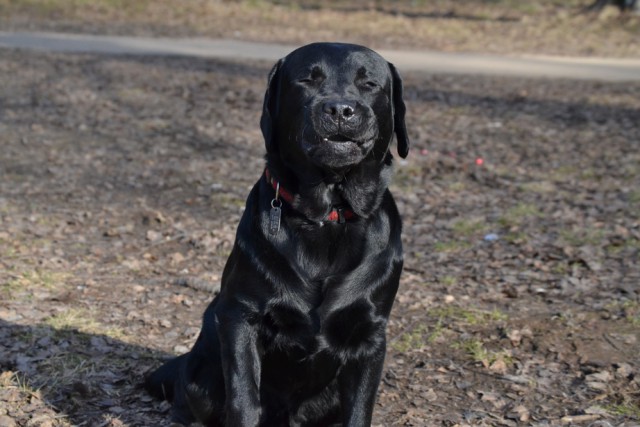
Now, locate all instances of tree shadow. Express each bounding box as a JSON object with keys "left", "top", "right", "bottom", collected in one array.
[
  {"left": 407, "top": 82, "right": 640, "bottom": 128},
  {"left": 0, "top": 50, "right": 269, "bottom": 220},
  {"left": 2, "top": 49, "right": 639, "bottom": 224},
  {"left": 0, "top": 318, "right": 172, "bottom": 426}
]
